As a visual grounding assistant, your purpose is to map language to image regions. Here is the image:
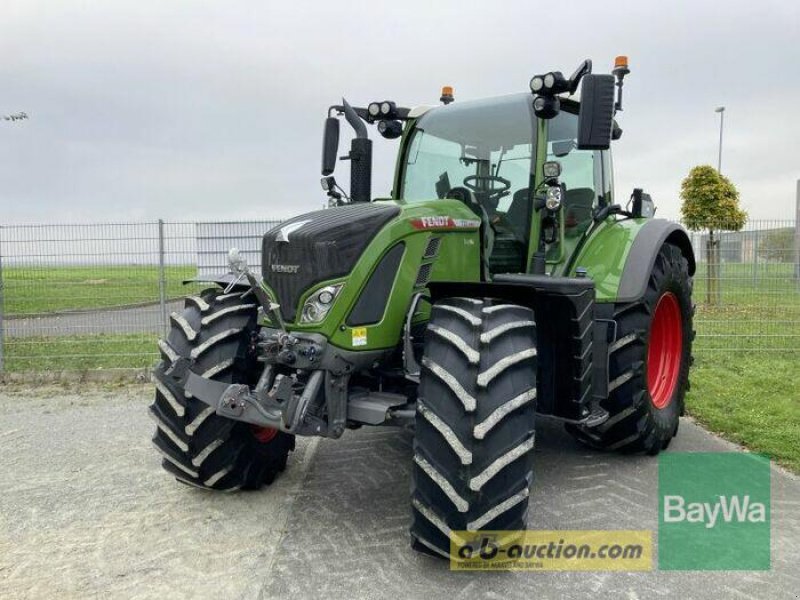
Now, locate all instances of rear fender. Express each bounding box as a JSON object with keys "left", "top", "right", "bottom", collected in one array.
[{"left": 568, "top": 218, "right": 695, "bottom": 303}]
